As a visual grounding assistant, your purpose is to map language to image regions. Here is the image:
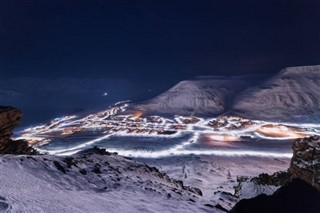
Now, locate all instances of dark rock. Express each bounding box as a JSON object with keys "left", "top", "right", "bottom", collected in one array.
[
  {"left": 0, "top": 201, "right": 9, "bottom": 211},
  {"left": 251, "top": 171, "right": 291, "bottom": 186},
  {"left": 230, "top": 179, "right": 320, "bottom": 213},
  {"left": 214, "top": 204, "right": 228, "bottom": 212},
  {"left": 63, "top": 157, "right": 77, "bottom": 168},
  {"left": 92, "top": 166, "right": 101, "bottom": 174},
  {"left": 0, "top": 106, "right": 22, "bottom": 144},
  {"left": 53, "top": 161, "right": 67, "bottom": 174},
  {"left": 188, "top": 198, "right": 195, "bottom": 202},
  {"left": 26, "top": 156, "right": 37, "bottom": 162},
  {"left": 190, "top": 187, "right": 203, "bottom": 197},
  {"left": 232, "top": 136, "right": 320, "bottom": 212},
  {"left": 289, "top": 136, "right": 320, "bottom": 191},
  {"left": 0, "top": 106, "right": 38, "bottom": 155},
  {"left": 0, "top": 139, "right": 37, "bottom": 155},
  {"left": 204, "top": 203, "right": 214, "bottom": 208},
  {"left": 175, "top": 180, "right": 184, "bottom": 188},
  {"left": 79, "top": 169, "right": 87, "bottom": 175},
  {"left": 79, "top": 146, "right": 112, "bottom": 156}
]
